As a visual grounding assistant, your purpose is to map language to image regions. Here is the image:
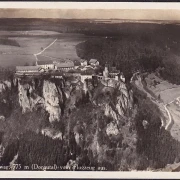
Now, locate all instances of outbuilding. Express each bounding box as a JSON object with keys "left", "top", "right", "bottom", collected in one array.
[{"left": 89, "top": 59, "right": 99, "bottom": 66}]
